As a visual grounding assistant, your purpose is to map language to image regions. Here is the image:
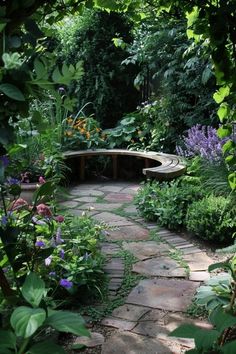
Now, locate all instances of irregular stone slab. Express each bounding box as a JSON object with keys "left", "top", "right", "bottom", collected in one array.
[
  {"left": 101, "top": 331, "right": 172, "bottom": 354},
  {"left": 70, "top": 209, "right": 97, "bottom": 217},
  {"left": 101, "top": 317, "right": 136, "bottom": 330},
  {"left": 99, "top": 185, "right": 125, "bottom": 193},
  {"left": 123, "top": 241, "right": 170, "bottom": 260},
  {"left": 69, "top": 189, "right": 104, "bottom": 197},
  {"left": 132, "top": 320, "right": 168, "bottom": 338},
  {"left": 123, "top": 205, "right": 137, "bottom": 214},
  {"left": 112, "top": 304, "right": 149, "bottom": 321},
  {"left": 104, "top": 193, "right": 134, "bottom": 203},
  {"left": 132, "top": 258, "right": 186, "bottom": 277},
  {"left": 59, "top": 201, "right": 78, "bottom": 209},
  {"left": 75, "top": 196, "right": 98, "bottom": 203},
  {"left": 73, "top": 332, "right": 105, "bottom": 347},
  {"left": 121, "top": 187, "right": 140, "bottom": 195},
  {"left": 139, "top": 309, "right": 167, "bottom": 322},
  {"left": 126, "top": 279, "right": 200, "bottom": 311},
  {"left": 106, "top": 225, "right": 149, "bottom": 241},
  {"left": 189, "top": 271, "right": 210, "bottom": 282},
  {"left": 78, "top": 203, "right": 122, "bottom": 211},
  {"left": 71, "top": 184, "right": 102, "bottom": 190},
  {"left": 93, "top": 212, "right": 133, "bottom": 226},
  {"left": 183, "top": 253, "right": 213, "bottom": 271},
  {"left": 101, "top": 243, "right": 121, "bottom": 255}
]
